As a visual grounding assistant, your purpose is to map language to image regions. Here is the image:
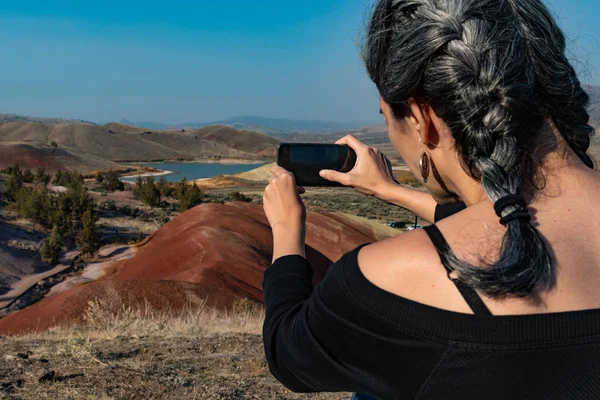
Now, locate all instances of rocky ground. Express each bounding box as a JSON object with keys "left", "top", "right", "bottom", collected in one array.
[{"left": 0, "top": 304, "right": 349, "bottom": 400}]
